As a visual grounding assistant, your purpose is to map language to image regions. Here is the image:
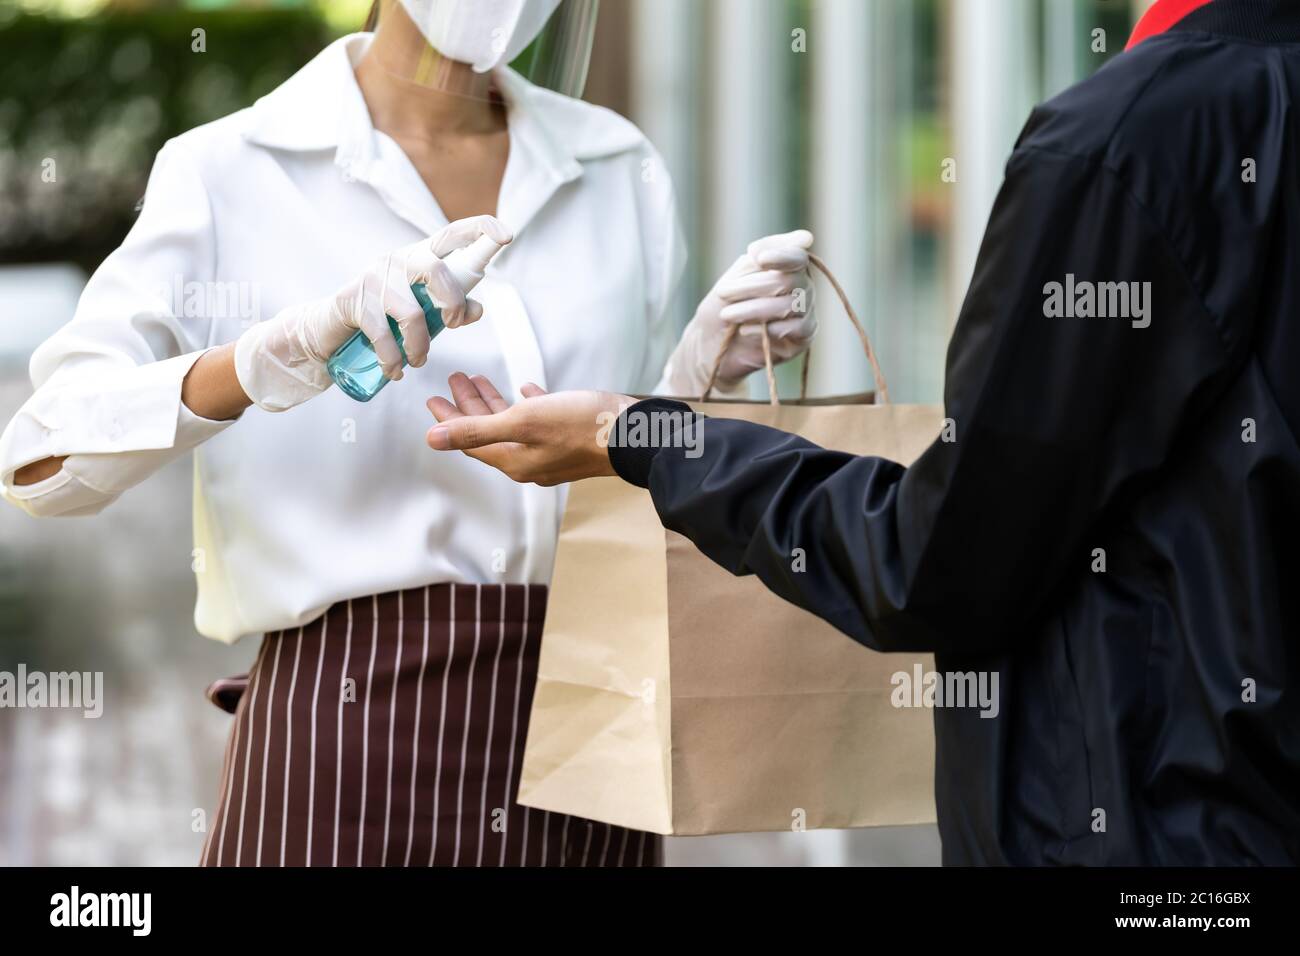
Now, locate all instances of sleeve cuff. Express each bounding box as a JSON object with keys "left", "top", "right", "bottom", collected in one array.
[
  {"left": 3, "top": 350, "right": 211, "bottom": 465},
  {"left": 175, "top": 387, "right": 240, "bottom": 447},
  {"left": 607, "top": 398, "right": 703, "bottom": 489},
  {"left": 1, "top": 348, "right": 235, "bottom": 504}
]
